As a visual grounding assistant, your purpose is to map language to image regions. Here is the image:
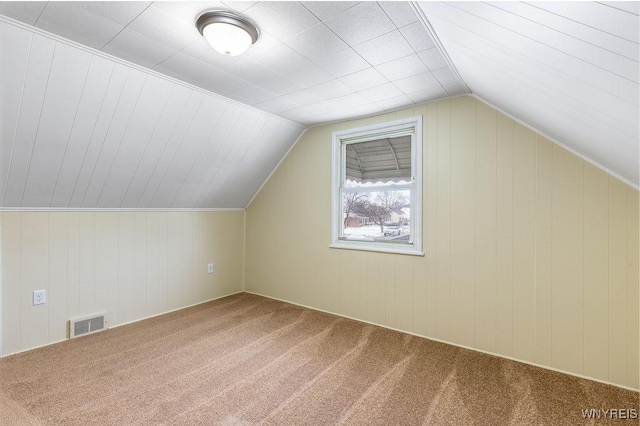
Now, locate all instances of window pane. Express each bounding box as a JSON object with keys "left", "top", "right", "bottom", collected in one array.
[
  {"left": 341, "top": 189, "right": 411, "bottom": 244},
  {"left": 345, "top": 135, "right": 412, "bottom": 185}
]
